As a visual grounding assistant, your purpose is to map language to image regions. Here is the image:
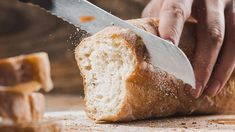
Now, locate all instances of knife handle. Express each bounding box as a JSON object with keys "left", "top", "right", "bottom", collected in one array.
[{"left": 19, "top": 0, "right": 53, "bottom": 10}]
